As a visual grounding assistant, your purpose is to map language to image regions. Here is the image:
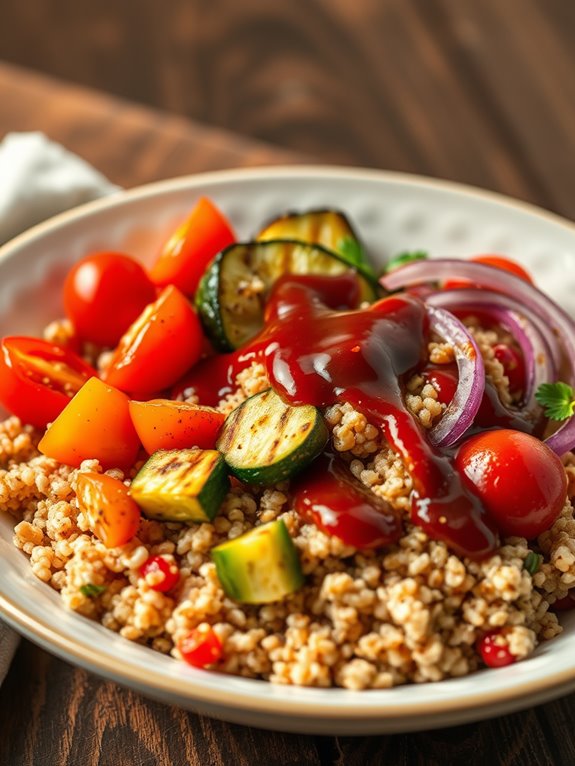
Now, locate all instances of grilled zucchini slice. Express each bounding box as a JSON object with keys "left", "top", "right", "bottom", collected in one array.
[
  {"left": 195, "top": 239, "right": 378, "bottom": 351},
  {"left": 216, "top": 388, "right": 327, "bottom": 485},
  {"left": 130, "top": 448, "right": 229, "bottom": 522},
  {"left": 257, "top": 208, "right": 373, "bottom": 273},
  {"left": 211, "top": 519, "right": 304, "bottom": 604}
]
